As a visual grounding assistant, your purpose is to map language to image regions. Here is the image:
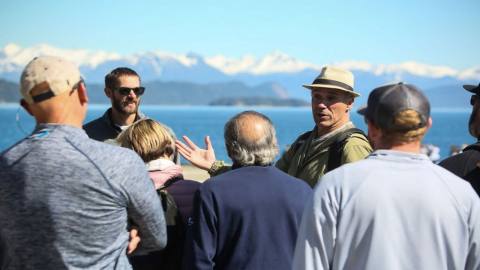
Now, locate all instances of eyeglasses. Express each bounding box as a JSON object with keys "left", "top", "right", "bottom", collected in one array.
[
  {"left": 471, "top": 95, "right": 479, "bottom": 106},
  {"left": 114, "top": 87, "right": 145, "bottom": 96}
]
